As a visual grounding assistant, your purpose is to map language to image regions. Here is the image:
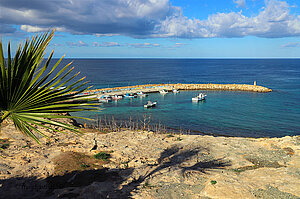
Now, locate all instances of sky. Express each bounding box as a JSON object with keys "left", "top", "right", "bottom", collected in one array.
[{"left": 0, "top": 0, "right": 300, "bottom": 58}]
